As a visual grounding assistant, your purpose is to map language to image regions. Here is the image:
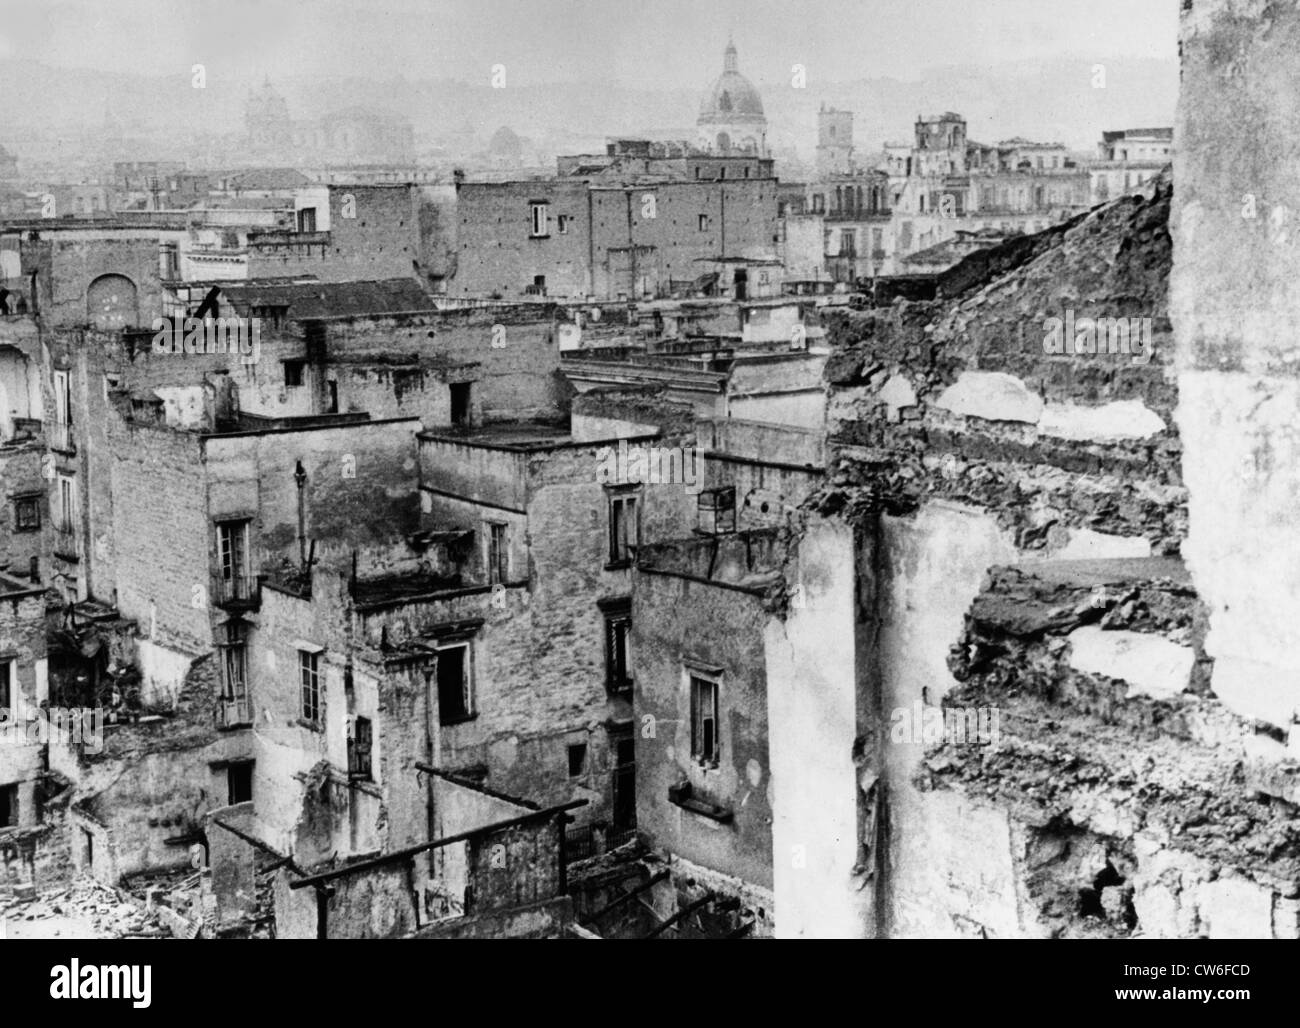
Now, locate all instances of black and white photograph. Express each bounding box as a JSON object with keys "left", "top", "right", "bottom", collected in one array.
[{"left": 0, "top": 0, "right": 1288, "bottom": 1002}]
